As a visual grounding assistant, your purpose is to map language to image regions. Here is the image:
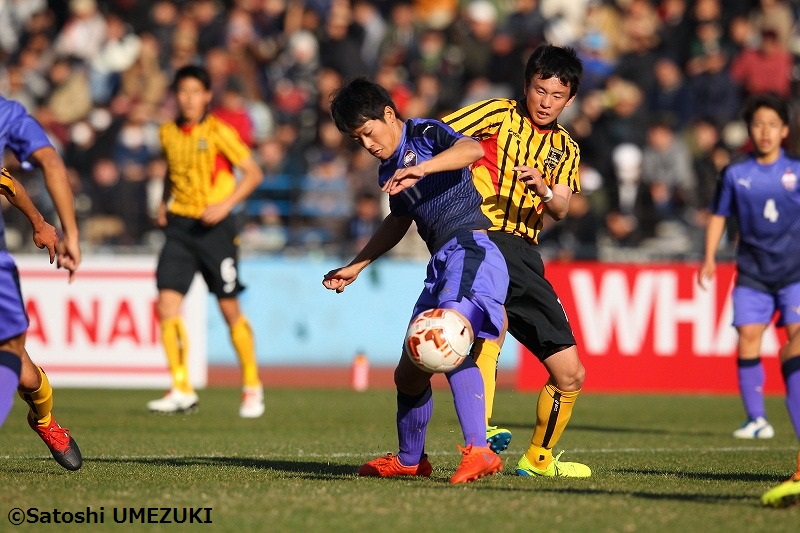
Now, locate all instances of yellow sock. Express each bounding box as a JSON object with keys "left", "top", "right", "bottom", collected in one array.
[
  {"left": 231, "top": 316, "right": 261, "bottom": 388},
  {"left": 473, "top": 338, "right": 501, "bottom": 424},
  {"left": 161, "top": 316, "right": 191, "bottom": 392},
  {"left": 524, "top": 383, "right": 580, "bottom": 469},
  {"left": 18, "top": 366, "right": 53, "bottom": 426}
]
